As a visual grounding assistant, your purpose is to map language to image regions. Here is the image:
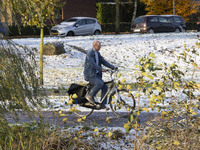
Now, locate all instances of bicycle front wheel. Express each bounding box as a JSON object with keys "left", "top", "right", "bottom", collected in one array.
[
  {"left": 71, "top": 102, "right": 94, "bottom": 117},
  {"left": 109, "top": 89, "right": 136, "bottom": 118}
]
